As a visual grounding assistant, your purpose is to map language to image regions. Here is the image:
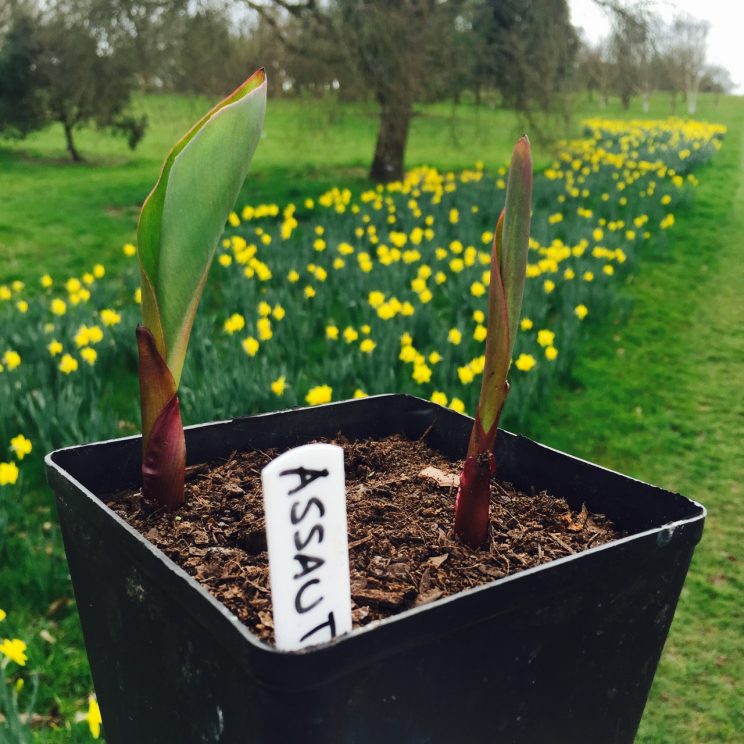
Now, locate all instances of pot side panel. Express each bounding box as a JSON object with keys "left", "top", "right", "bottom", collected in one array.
[{"left": 47, "top": 395, "right": 705, "bottom": 743}]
